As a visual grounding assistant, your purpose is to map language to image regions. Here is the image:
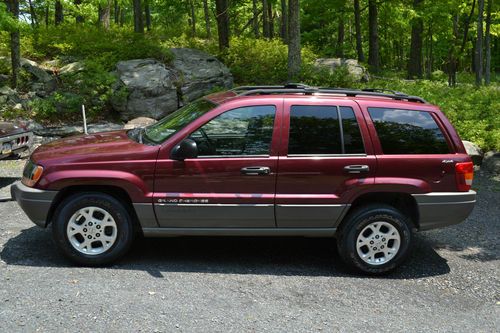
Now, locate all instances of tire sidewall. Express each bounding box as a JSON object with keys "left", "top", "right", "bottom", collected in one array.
[
  {"left": 52, "top": 193, "right": 134, "bottom": 266},
  {"left": 340, "top": 207, "right": 412, "bottom": 274}
]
